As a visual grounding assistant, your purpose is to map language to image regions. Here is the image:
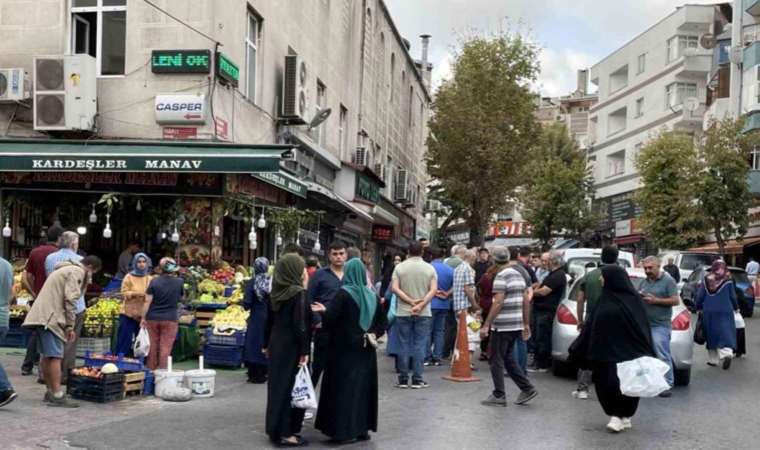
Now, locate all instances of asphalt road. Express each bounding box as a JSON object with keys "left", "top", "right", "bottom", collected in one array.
[{"left": 4, "top": 317, "right": 760, "bottom": 450}]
